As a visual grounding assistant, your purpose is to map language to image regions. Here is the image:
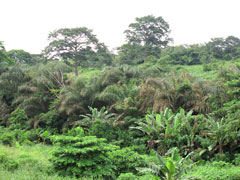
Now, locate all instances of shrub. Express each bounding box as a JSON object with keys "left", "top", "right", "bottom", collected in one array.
[
  {"left": 8, "top": 108, "right": 29, "bottom": 130},
  {"left": 0, "top": 152, "right": 19, "bottom": 171},
  {"left": 202, "top": 64, "right": 212, "bottom": 72},
  {"left": 213, "top": 153, "right": 231, "bottom": 162},
  {"left": 50, "top": 132, "right": 116, "bottom": 178},
  {"left": 232, "top": 153, "right": 240, "bottom": 166},
  {"left": 136, "top": 148, "right": 195, "bottom": 180},
  {"left": 0, "top": 127, "right": 44, "bottom": 145},
  {"left": 0, "top": 127, "right": 16, "bottom": 146},
  {"left": 108, "top": 147, "right": 144, "bottom": 177}
]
